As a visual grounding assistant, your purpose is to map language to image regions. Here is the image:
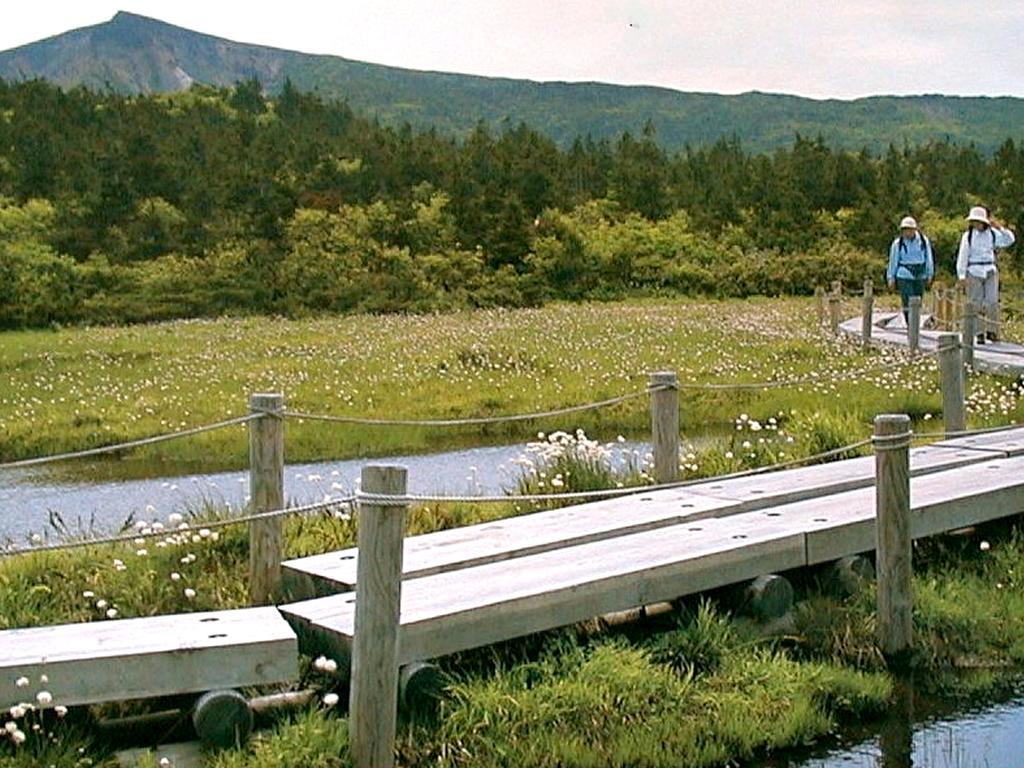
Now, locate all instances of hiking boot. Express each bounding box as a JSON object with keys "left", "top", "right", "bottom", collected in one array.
[
  {"left": 976, "top": 334, "right": 986, "bottom": 345},
  {"left": 986, "top": 332, "right": 999, "bottom": 343}
]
